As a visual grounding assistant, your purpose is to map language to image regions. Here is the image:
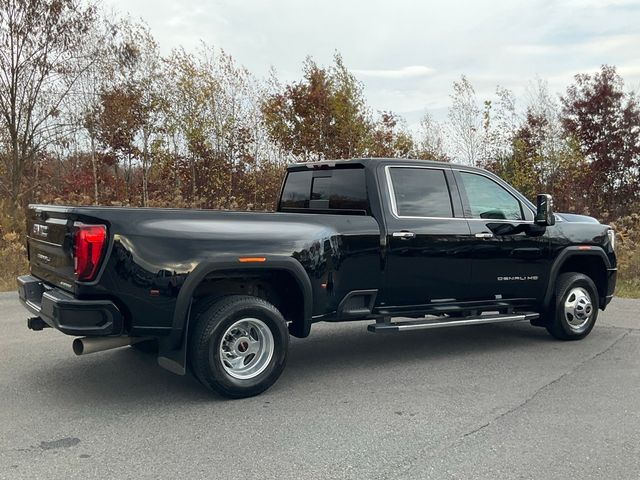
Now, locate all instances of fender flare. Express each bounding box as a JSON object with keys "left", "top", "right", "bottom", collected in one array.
[
  {"left": 172, "top": 255, "right": 312, "bottom": 345},
  {"left": 543, "top": 246, "right": 612, "bottom": 307},
  {"left": 158, "top": 256, "right": 313, "bottom": 375}
]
